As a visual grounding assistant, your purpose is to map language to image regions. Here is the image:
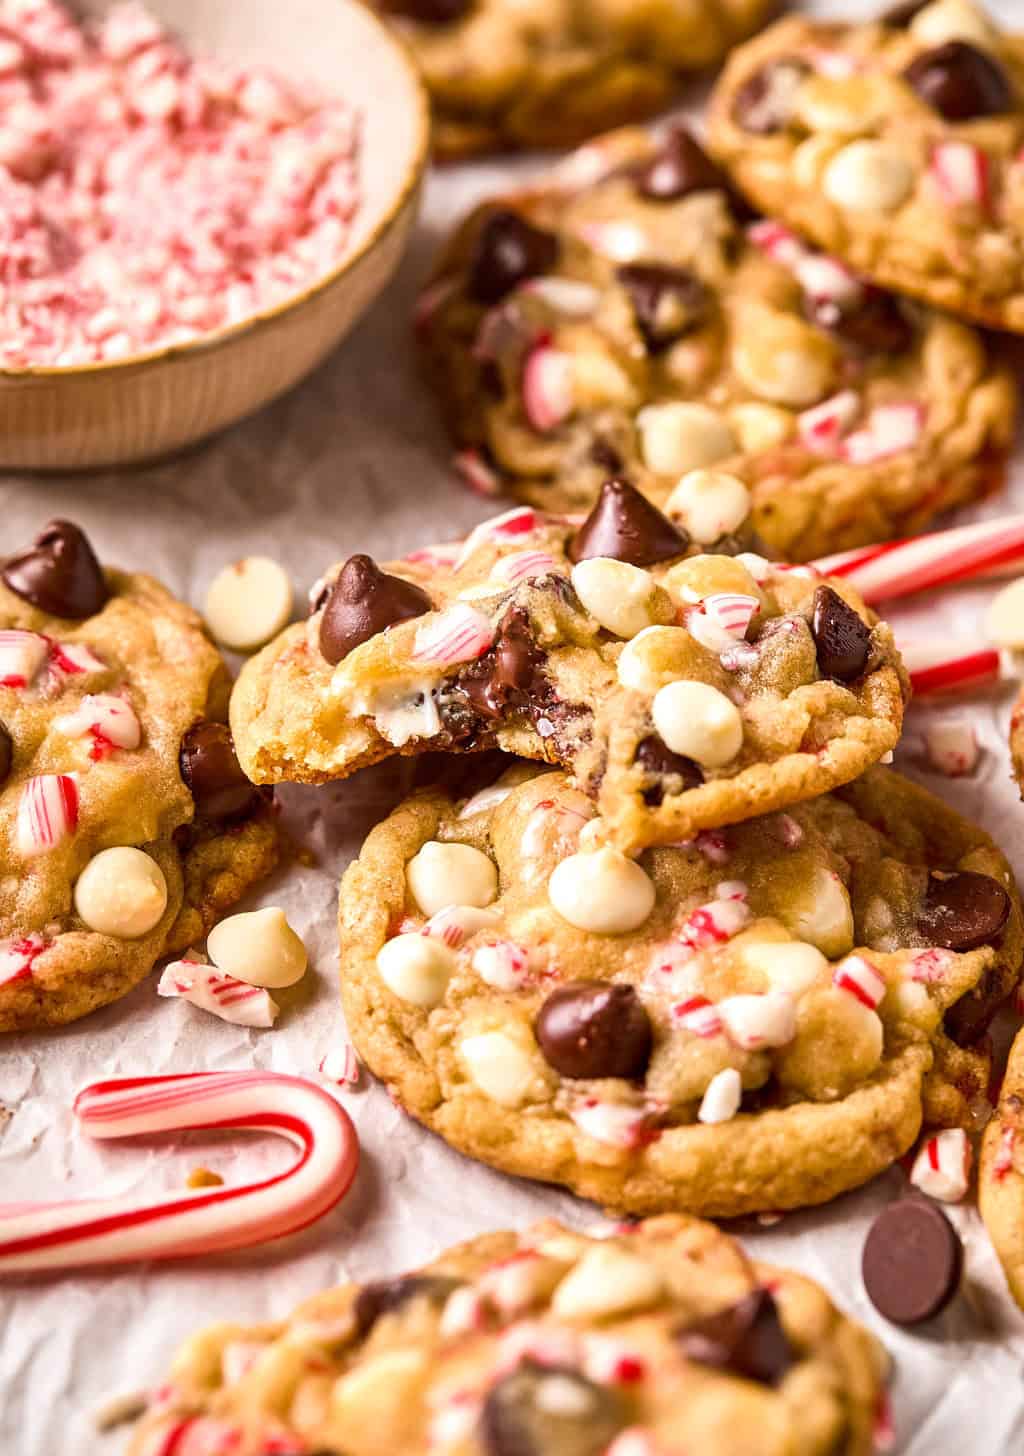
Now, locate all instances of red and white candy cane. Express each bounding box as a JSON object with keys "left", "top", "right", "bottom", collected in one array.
[
  {"left": 814, "top": 514, "right": 1024, "bottom": 605},
  {"left": 898, "top": 641, "right": 1006, "bottom": 698},
  {"left": 0, "top": 1071, "right": 358, "bottom": 1273}
]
